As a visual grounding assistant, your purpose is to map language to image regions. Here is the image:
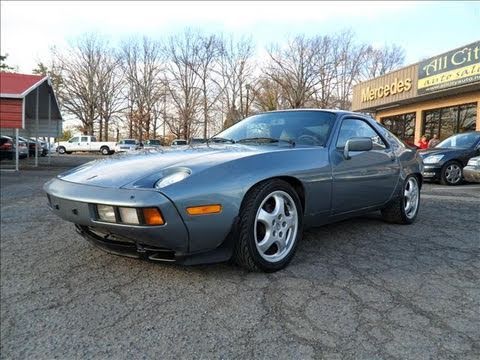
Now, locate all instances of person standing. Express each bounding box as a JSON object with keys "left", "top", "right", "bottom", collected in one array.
[
  {"left": 428, "top": 134, "right": 440, "bottom": 148},
  {"left": 418, "top": 135, "right": 429, "bottom": 149}
]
